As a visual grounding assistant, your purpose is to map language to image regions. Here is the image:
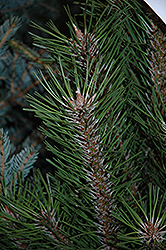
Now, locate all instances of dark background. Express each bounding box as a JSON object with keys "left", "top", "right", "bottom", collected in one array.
[{"left": 0, "top": 0, "right": 81, "bottom": 174}]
